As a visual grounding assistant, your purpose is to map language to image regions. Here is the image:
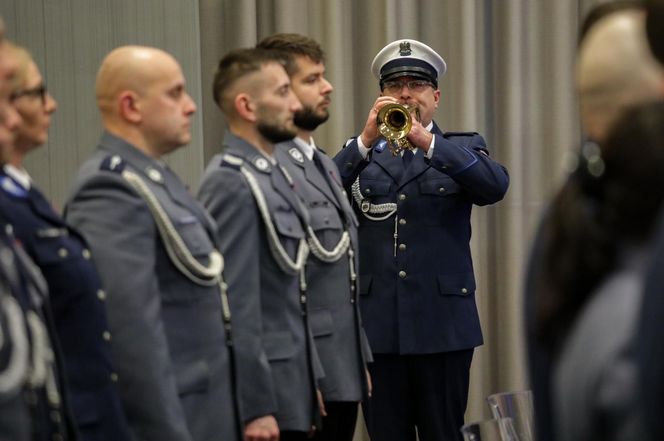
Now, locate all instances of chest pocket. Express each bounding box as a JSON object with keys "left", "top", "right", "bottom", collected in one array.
[
  {"left": 273, "top": 209, "right": 305, "bottom": 239},
  {"left": 308, "top": 202, "right": 344, "bottom": 232},
  {"left": 31, "top": 233, "right": 77, "bottom": 265},
  {"left": 359, "top": 179, "right": 392, "bottom": 202},
  {"left": 419, "top": 177, "right": 462, "bottom": 197},
  {"left": 176, "top": 217, "right": 214, "bottom": 258}
]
